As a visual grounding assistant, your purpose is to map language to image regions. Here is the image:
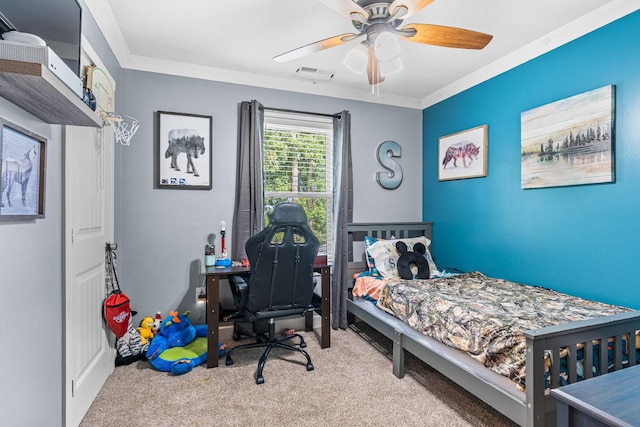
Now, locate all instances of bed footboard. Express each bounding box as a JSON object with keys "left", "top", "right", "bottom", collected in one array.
[{"left": 525, "top": 310, "right": 640, "bottom": 427}]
